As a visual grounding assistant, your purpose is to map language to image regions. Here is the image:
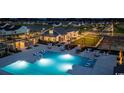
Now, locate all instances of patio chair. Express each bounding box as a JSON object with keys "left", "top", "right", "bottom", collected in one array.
[{"left": 60, "top": 46, "right": 65, "bottom": 51}]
